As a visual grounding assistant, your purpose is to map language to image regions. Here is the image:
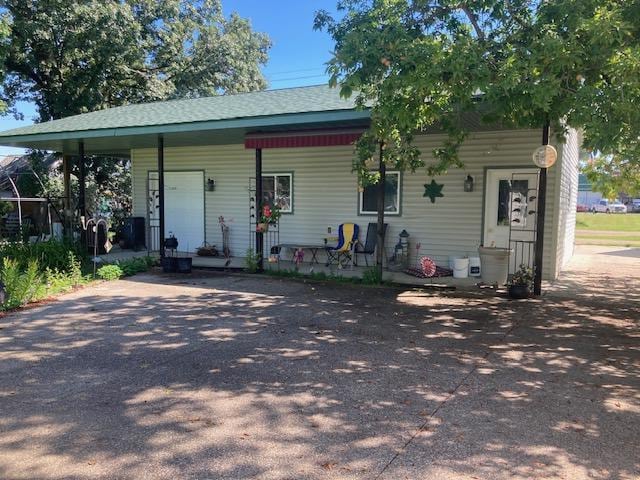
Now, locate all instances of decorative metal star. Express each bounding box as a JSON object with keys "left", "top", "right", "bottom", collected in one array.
[{"left": 423, "top": 179, "right": 444, "bottom": 203}]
